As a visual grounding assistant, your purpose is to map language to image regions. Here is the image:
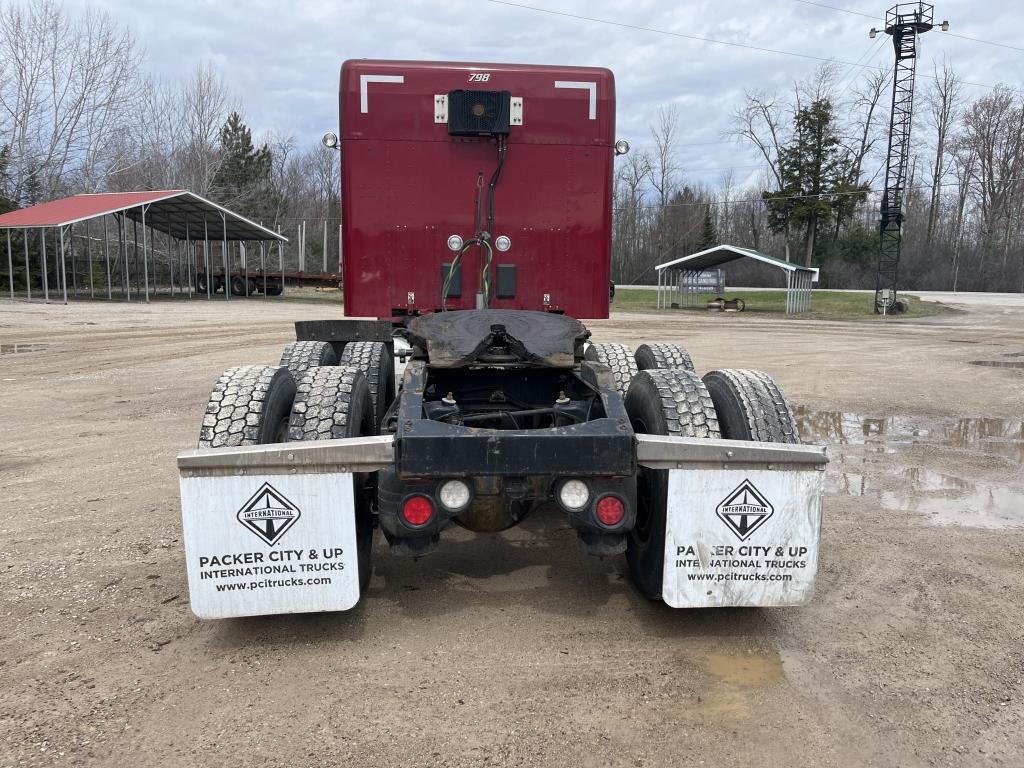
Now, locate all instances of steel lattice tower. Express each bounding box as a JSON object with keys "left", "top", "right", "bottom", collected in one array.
[{"left": 873, "top": 3, "right": 935, "bottom": 313}]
